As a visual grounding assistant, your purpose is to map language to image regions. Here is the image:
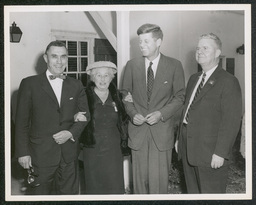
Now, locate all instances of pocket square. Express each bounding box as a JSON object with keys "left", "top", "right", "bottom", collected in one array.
[
  {"left": 208, "top": 80, "right": 215, "bottom": 85},
  {"left": 164, "top": 81, "right": 168, "bottom": 84},
  {"left": 69, "top": 97, "right": 73, "bottom": 100}
]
